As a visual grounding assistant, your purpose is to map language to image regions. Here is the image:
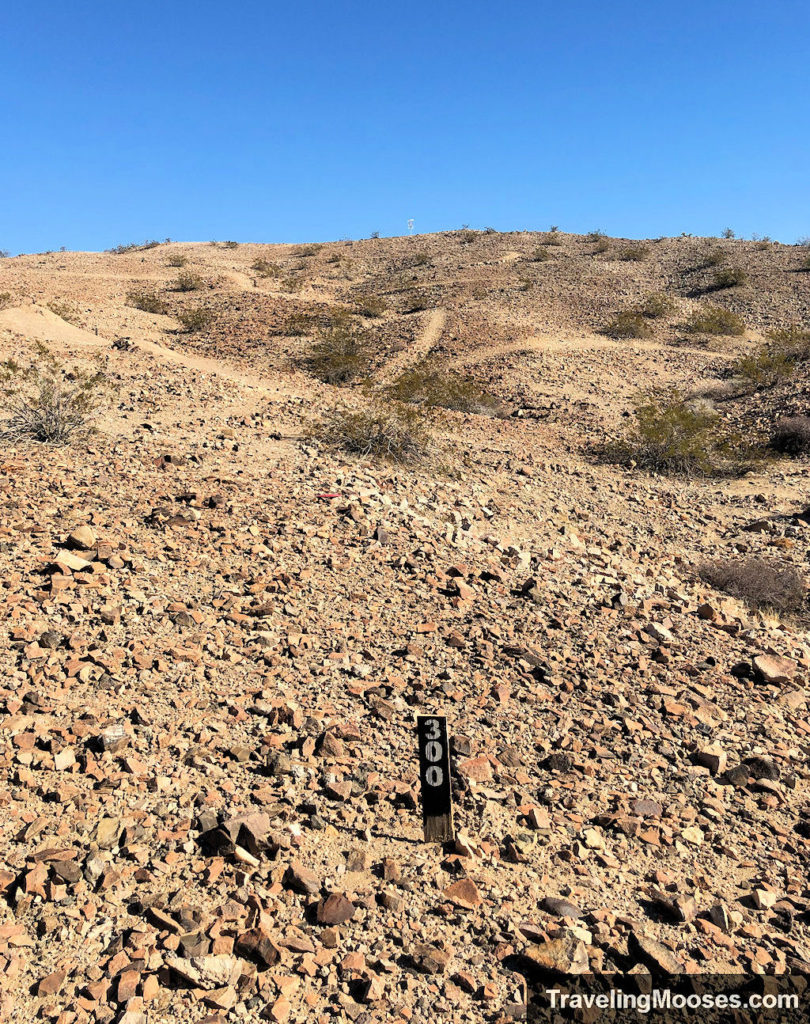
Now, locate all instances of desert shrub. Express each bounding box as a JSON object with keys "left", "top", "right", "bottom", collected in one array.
[
  {"left": 593, "top": 237, "right": 611, "bottom": 253},
  {"left": 543, "top": 230, "right": 562, "bottom": 246},
  {"left": 619, "top": 243, "right": 650, "bottom": 261},
  {"left": 298, "top": 245, "right": 321, "bottom": 257},
  {"left": 47, "top": 301, "right": 80, "bottom": 325},
  {"left": 401, "top": 291, "right": 431, "bottom": 313},
  {"left": 283, "top": 311, "right": 314, "bottom": 337},
  {"left": 126, "top": 289, "right": 168, "bottom": 314},
  {"left": 174, "top": 271, "right": 203, "bottom": 292},
  {"left": 638, "top": 292, "right": 675, "bottom": 319},
  {"left": 413, "top": 251, "right": 431, "bottom": 266},
  {"left": 801, "top": 254, "right": 810, "bottom": 271},
  {"left": 0, "top": 343, "right": 110, "bottom": 444},
  {"left": 713, "top": 266, "right": 748, "bottom": 289},
  {"left": 703, "top": 246, "right": 728, "bottom": 268},
  {"left": 770, "top": 416, "right": 810, "bottom": 455},
  {"left": 252, "top": 257, "right": 281, "bottom": 278},
  {"left": 222, "top": 240, "right": 239, "bottom": 249},
  {"left": 518, "top": 277, "right": 533, "bottom": 291},
  {"left": 609, "top": 387, "right": 743, "bottom": 476},
  {"left": 354, "top": 293, "right": 387, "bottom": 318},
  {"left": 604, "top": 311, "right": 652, "bottom": 339},
  {"left": 459, "top": 229, "right": 478, "bottom": 244},
  {"left": 531, "top": 246, "right": 551, "bottom": 262},
  {"left": 586, "top": 229, "right": 606, "bottom": 243},
  {"left": 389, "top": 360, "right": 506, "bottom": 416},
  {"left": 311, "top": 401, "right": 433, "bottom": 464},
  {"left": 166, "top": 254, "right": 188, "bottom": 267},
  {"left": 177, "top": 307, "right": 213, "bottom": 332},
  {"left": 767, "top": 324, "right": 810, "bottom": 359},
  {"left": 0, "top": 292, "right": 12, "bottom": 309},
  {"left": 699, "top": 557, "right": 804, "bottom": 614},
  {"left": 721, "top": 227, "right": 736, "bottom": 239},
  {"left": 326, "top": 253, "right": 344, "bottom": 265},
  {"left": 685, "top": 304, "right": 745, "bottom": 336},
  {"left": 733, "top": 347, "right": 795, "bottom": 389},
  {"left": 755, "top": 240, "right": 771, "bottom": 250},
  {"left": 305, "top": 321, "right": 371, "bottom": 384},
  {"left": 108, "top": 240, "right": 160, "bottom": 254},
  {"left": 281, "top": 276, "right": 303, "bottom": 293}
]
